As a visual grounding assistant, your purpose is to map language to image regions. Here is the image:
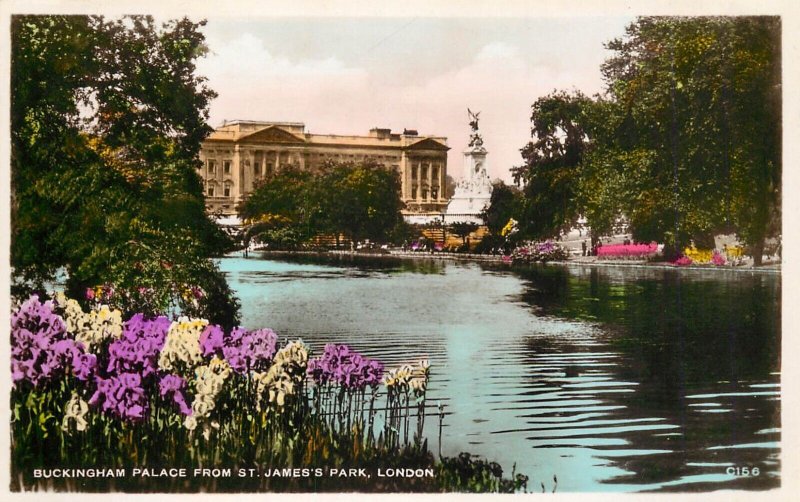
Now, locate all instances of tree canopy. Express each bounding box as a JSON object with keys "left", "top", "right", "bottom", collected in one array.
[
  {"left": 507, "top": 16, "right": 780, "bottom": 263},
  {"left": 238, "top": 161, "right": 405, "bottom": 247},
  {"left": 481, "top": 180, "right": 523, "bottom": 241},
  {"left": 11, "top": 15, "right": 239, "bottom": 326},
  {"left": 511, "top": 90, "right": 597, "bottom": 239}
]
